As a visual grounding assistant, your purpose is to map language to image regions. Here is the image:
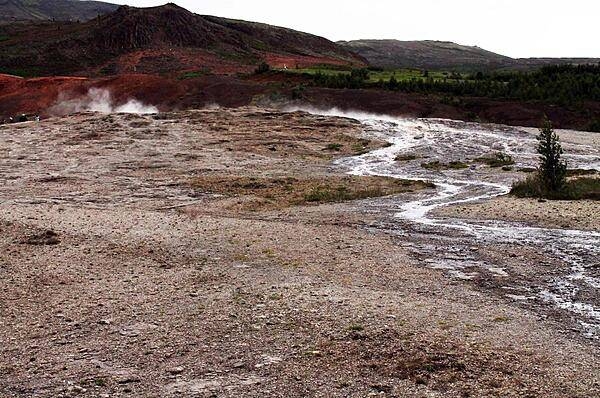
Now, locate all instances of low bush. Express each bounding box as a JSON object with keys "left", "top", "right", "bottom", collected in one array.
[
  {"left": 587, "top": 118, "right": 600, "bottom": 133},
  {"left": 566, "top": 169, "right": 599, "bottom": 177},
  {"left": 511, "top": 174, "right": 600, "bottom": 200},
  {"left": 255, "top": 62, "right": 271, "bottom": 74}
]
